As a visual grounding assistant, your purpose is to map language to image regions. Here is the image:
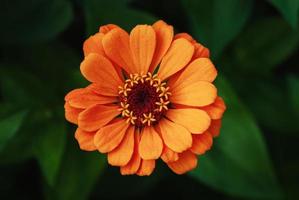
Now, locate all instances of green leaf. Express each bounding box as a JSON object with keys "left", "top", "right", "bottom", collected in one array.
[
  {"left": 0, "top": 110, "right": 28, "bottom": 151},
  {"left": 0, "top": 66, "right": 46, "bottom": 107},
  {"left": 83, "top": 0, "right": 157, "bottom": 34},
  {"left": 280, "top": 160, "right": 299, "bottom": 199},
  {"left": 34, "top": 120, "right": 67, "bottom": 187},
  {"left": 287, "top": 75, "right": 299, "bottom": 118},
  {"left": 0, "top": 0, "right": 73, "bottom": 44},
  {"left": 1, "top": 43, "right": 82, "bottom": 104},
  {"left": 237, "top": 77, "right": 299, "bottom": 133},
  {"left": 0, "top": 110, "right": 42, "bottom": 164},
  {"left": 93, "top": 163, "right": 165, "bottom": 199},
  {"left": 182, "top": 0, "right": 253, "bottom": 57},
  {"left": 268, "top": 0, "right": 299, "bottom": 28},
  {"left": 15, "top": 43, "right": 82, "bottom": 91},
  {"left": 190, "top": 75, "right": 283, "bottom": 199},
  {"left": 48, "top": 138, "right": 106, "bottom": 200},
  {"left": 0, "top": 103, "right": 66, "bottom": 182},
  {"left": 233, "top": 17, "right": 299, "bottom": 74}
]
